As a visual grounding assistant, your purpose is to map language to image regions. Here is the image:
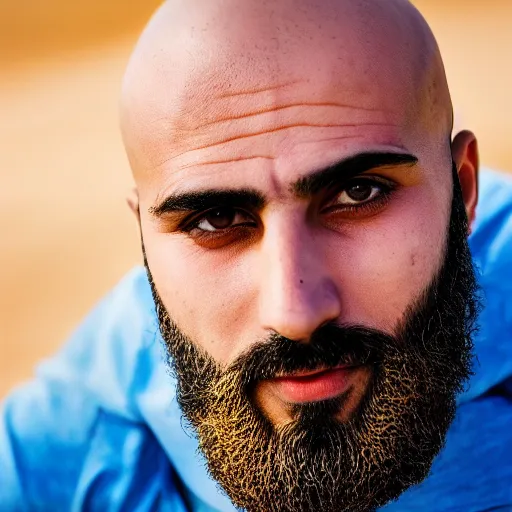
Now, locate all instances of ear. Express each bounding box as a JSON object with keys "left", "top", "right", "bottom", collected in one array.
[
  {"left": 451, "top": 130, "right": 479, "bottom": 231},
  {"left": 126, "top": 187, "right": 141, "bottom": 229}
]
